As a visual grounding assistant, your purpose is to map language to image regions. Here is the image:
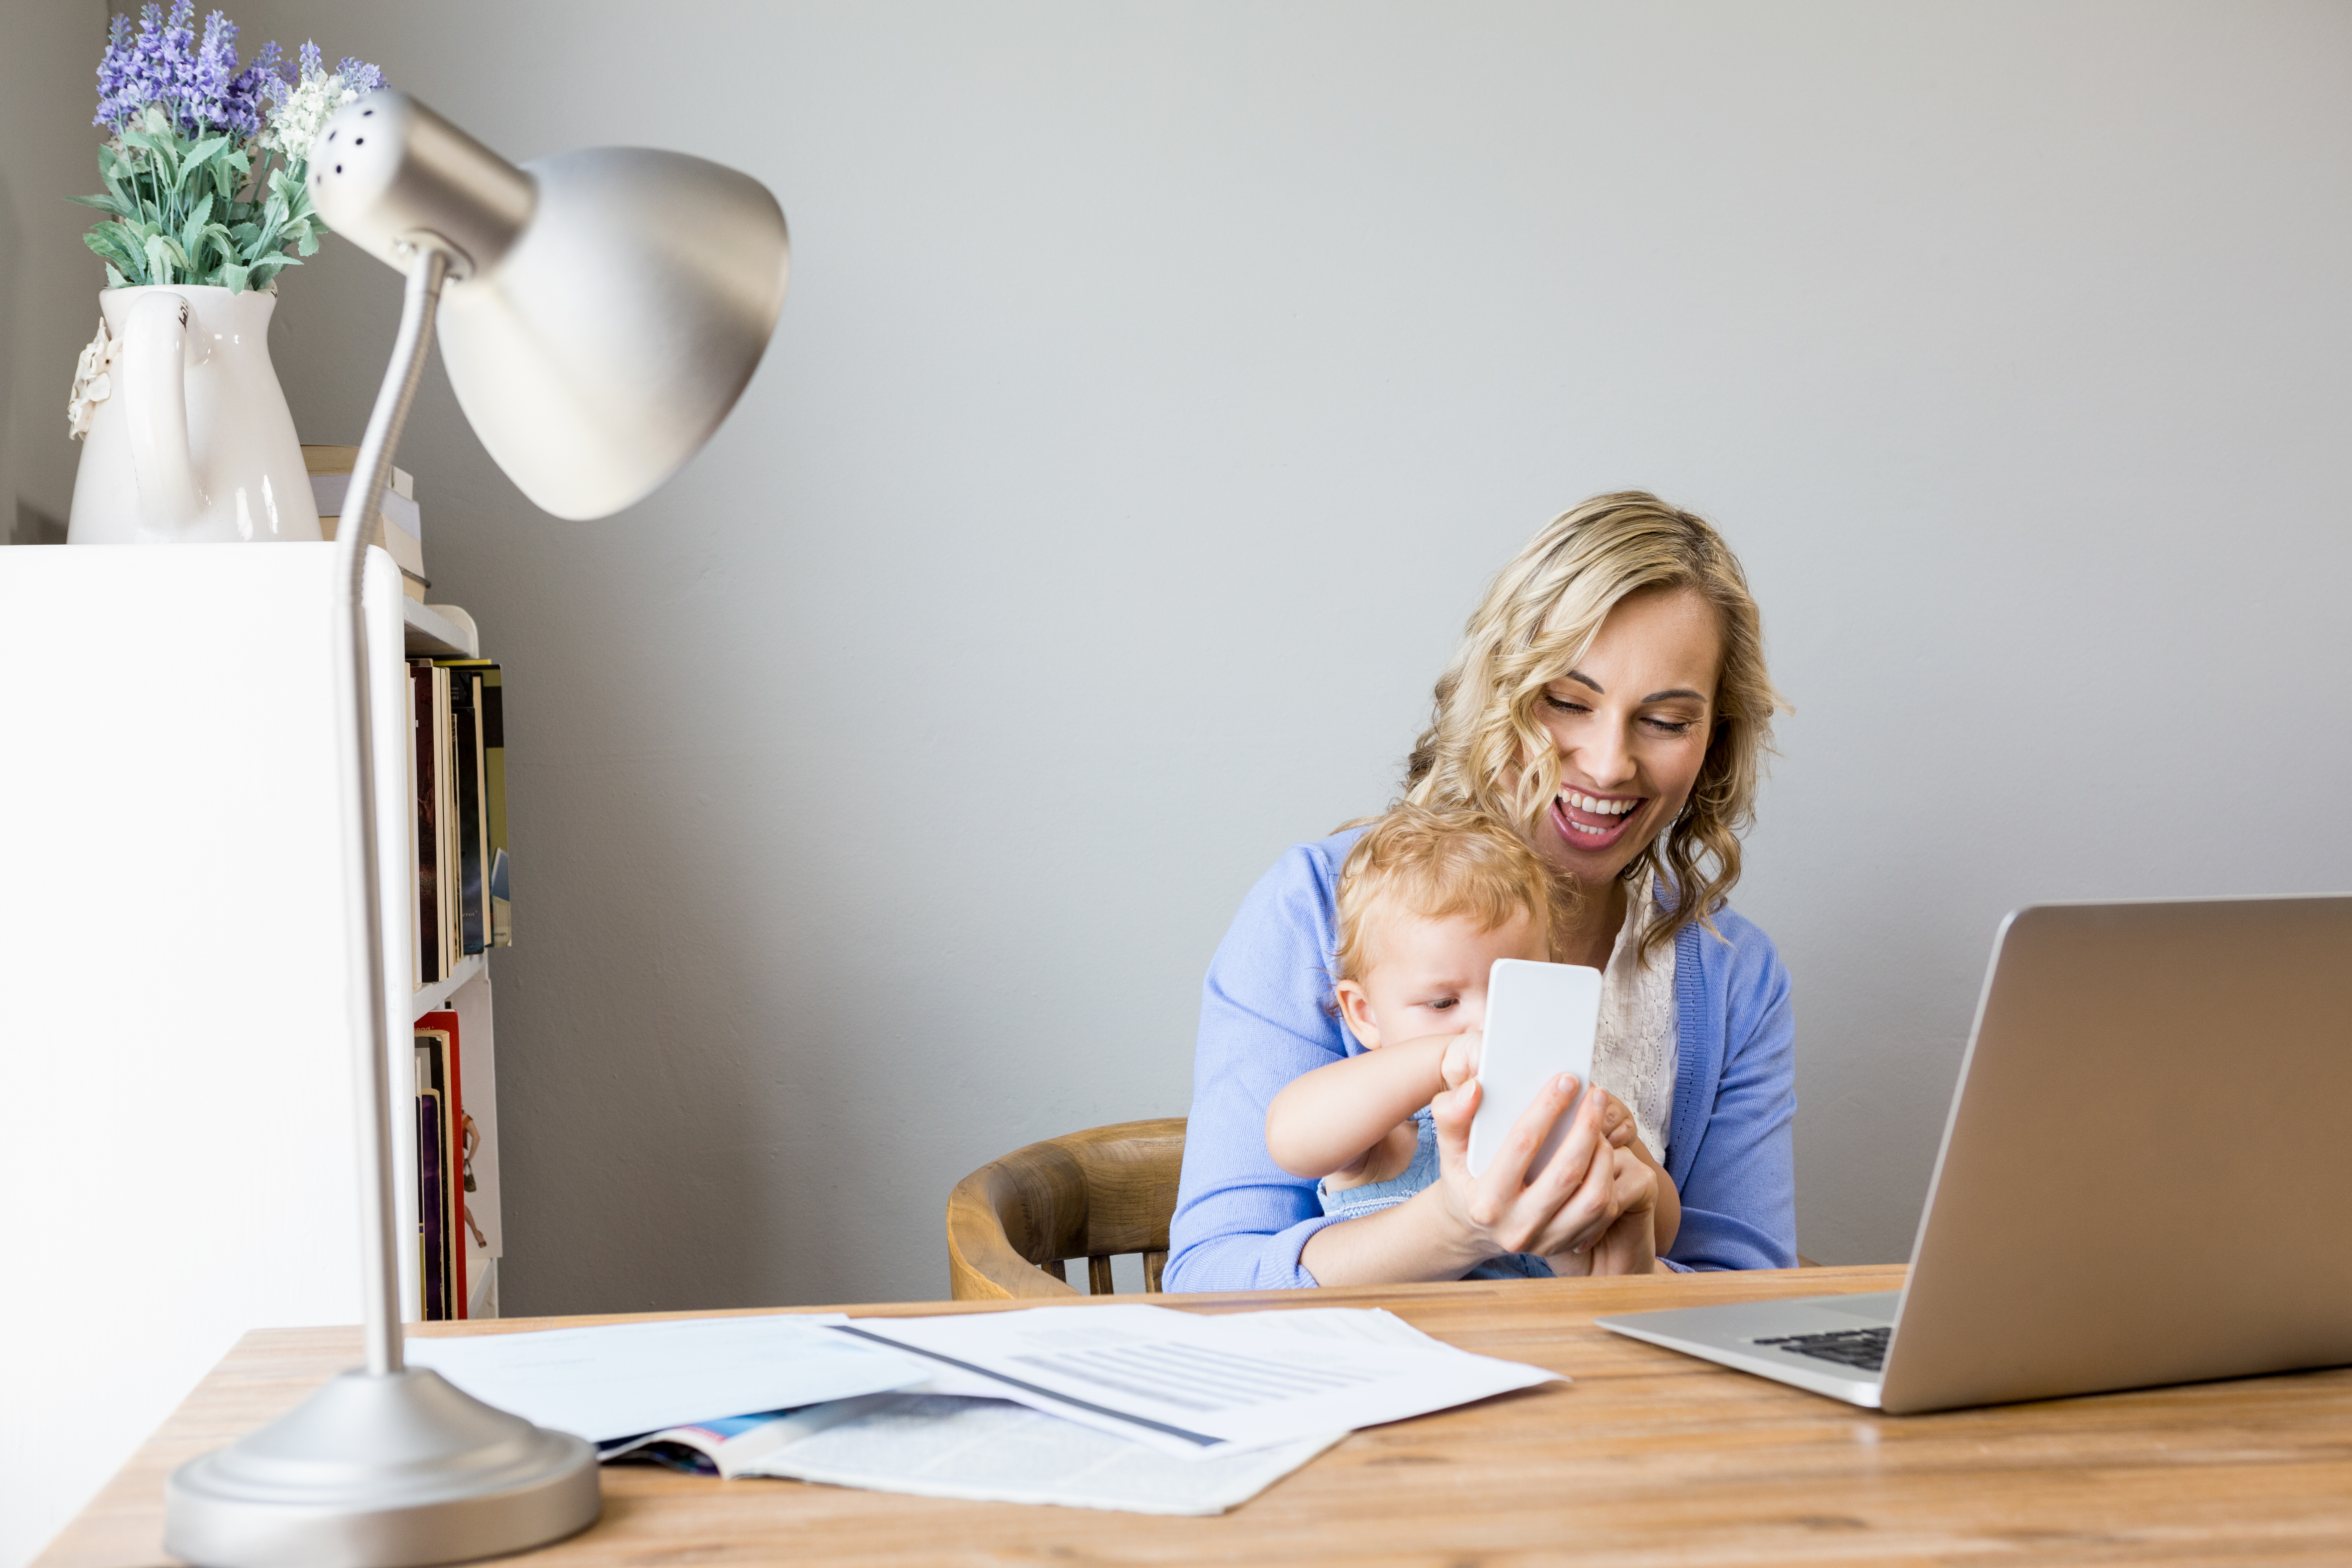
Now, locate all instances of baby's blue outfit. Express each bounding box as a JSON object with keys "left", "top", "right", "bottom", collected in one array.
[{"left": 1313, "top": 1109, "right": 1553, "bottom": 1280}]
